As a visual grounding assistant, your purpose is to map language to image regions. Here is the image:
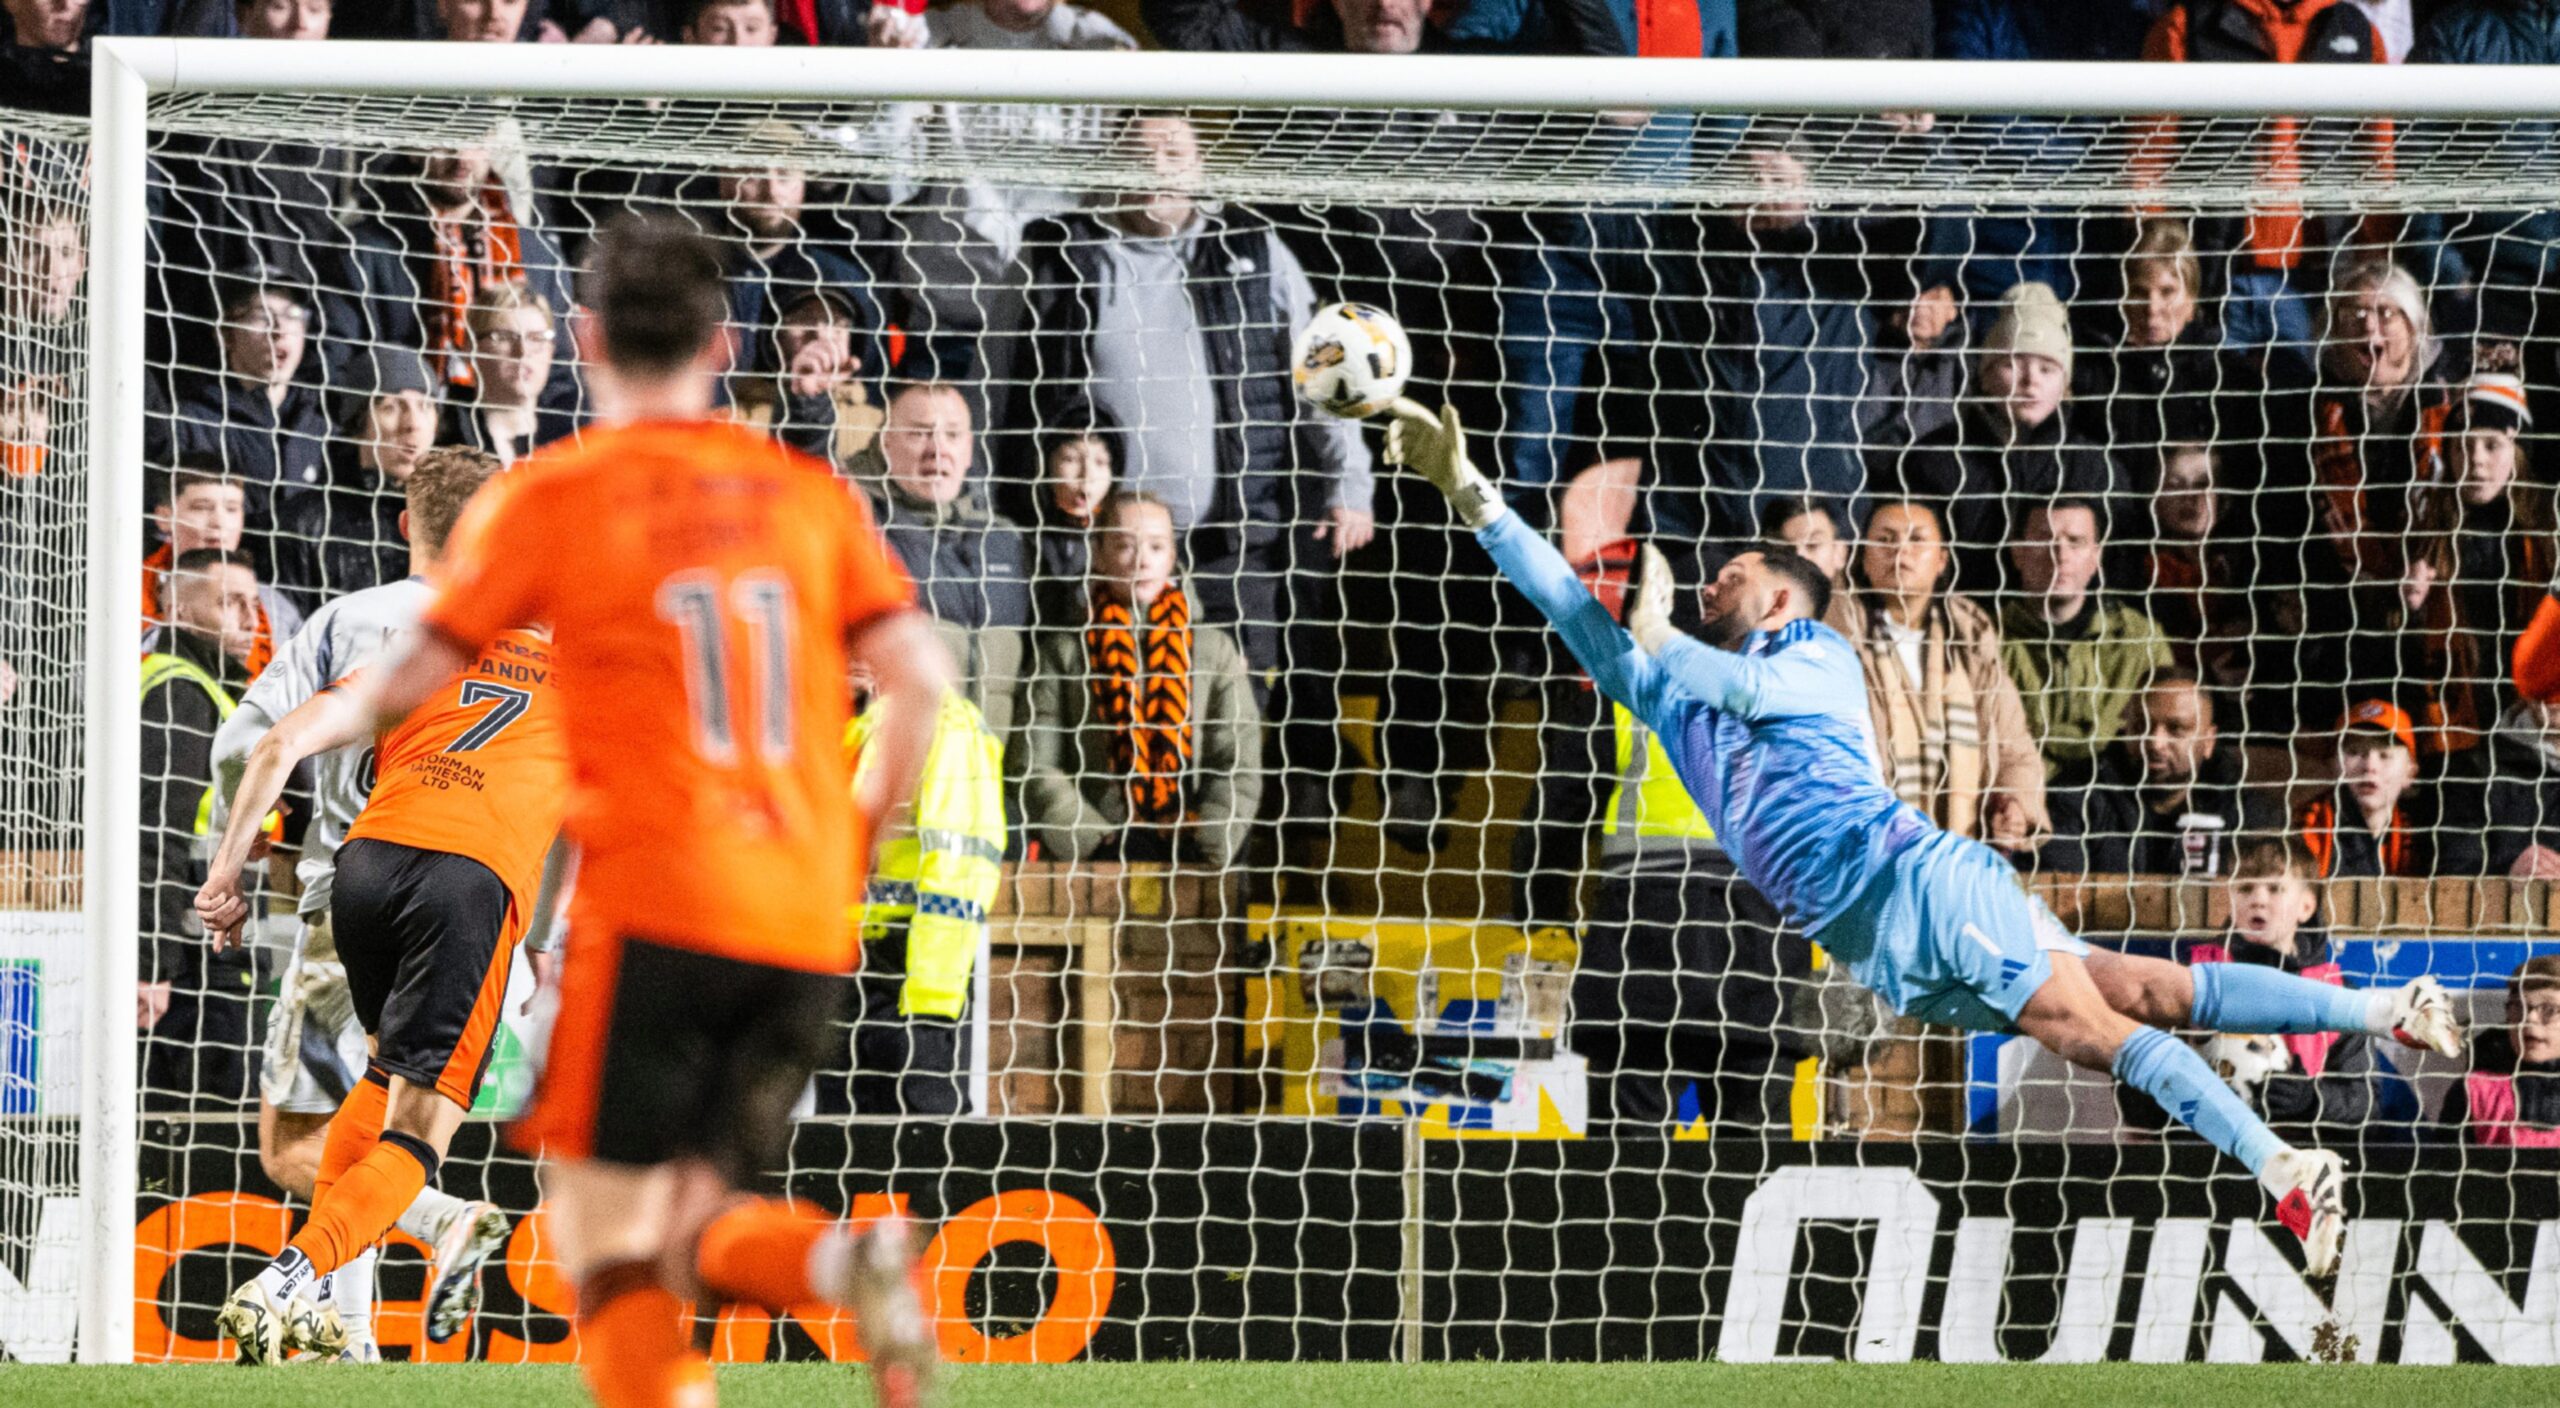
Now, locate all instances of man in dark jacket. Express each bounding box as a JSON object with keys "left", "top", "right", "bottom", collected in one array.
[
  {"left": 140, "top": 546, "right": 264, "bottom": 1112},
  {"left": 2044, "top": 668, "right": 2281, "bottom": 875},
  {"left": 146, "top": 278, "right": 331, "bottom": 561},
  {"left": 863, "top": 380, "right": 1030, "bottom": 764},
  {"left": 2121, "top": 835, "right": 2420, "bottom": 1147}
]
